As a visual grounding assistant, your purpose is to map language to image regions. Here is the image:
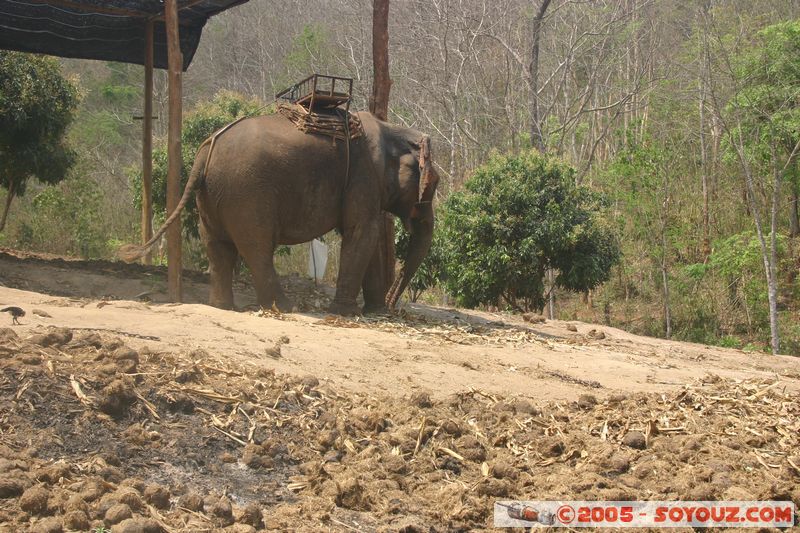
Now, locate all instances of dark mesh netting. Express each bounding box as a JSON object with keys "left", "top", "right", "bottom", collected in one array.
[{"left": 0, "top": 0, "right": 249, "bottom": 69}]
